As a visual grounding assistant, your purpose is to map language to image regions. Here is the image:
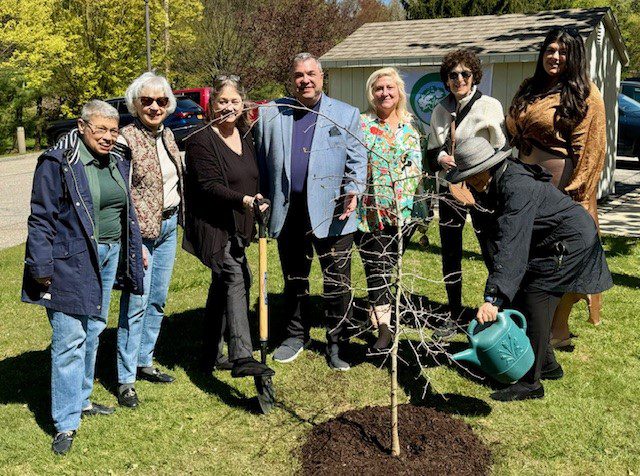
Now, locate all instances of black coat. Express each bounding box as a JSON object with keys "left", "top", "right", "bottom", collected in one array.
[
  {"left": 476, "top": 160, "right": 613, "bottom": 302},
  {"left": 182, "top": 126, "right": 258, "bottom": 270}
]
